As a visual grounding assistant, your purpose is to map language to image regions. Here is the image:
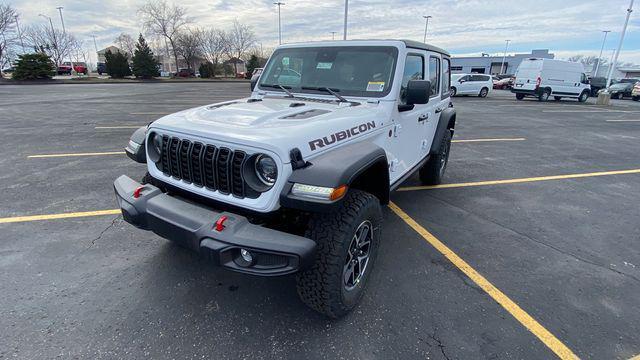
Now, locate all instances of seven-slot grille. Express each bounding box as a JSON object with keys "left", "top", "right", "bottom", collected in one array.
[{"left": 159, "top": 135, "right": 249, "bottom": 198}]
